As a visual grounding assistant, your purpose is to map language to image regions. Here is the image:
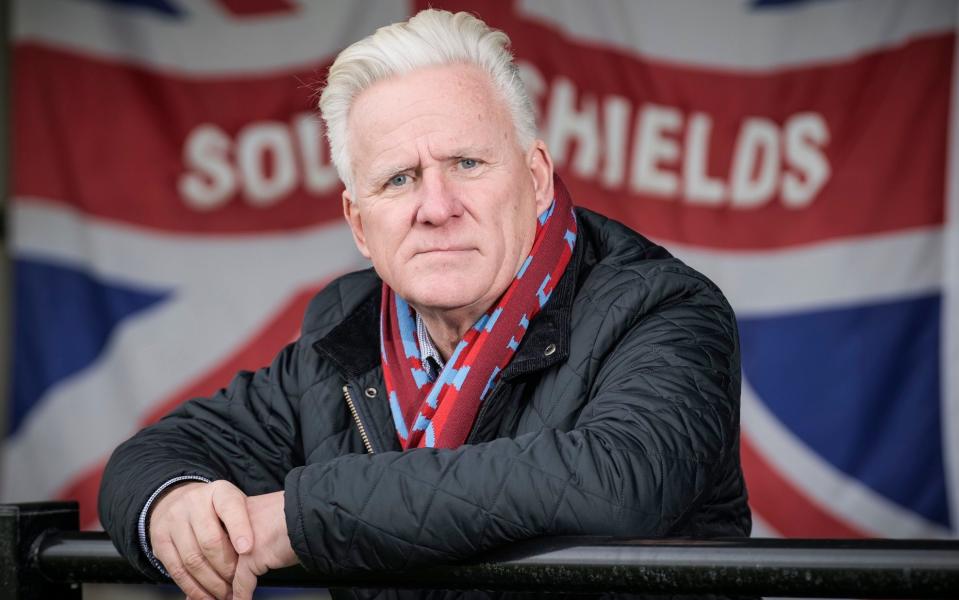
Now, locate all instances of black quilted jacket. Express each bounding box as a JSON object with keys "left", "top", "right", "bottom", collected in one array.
[{"left": 99, "top": 207, "right": 750, "bottom": 586}]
